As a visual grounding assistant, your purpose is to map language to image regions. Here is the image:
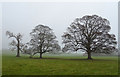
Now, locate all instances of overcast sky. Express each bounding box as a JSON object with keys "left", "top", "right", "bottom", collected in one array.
[
  {"left": 2, "top": 2, "right": 118, "bottom": 49},
  {"left": 0, "top": 3, "right": 2, "bottom": 52}
]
